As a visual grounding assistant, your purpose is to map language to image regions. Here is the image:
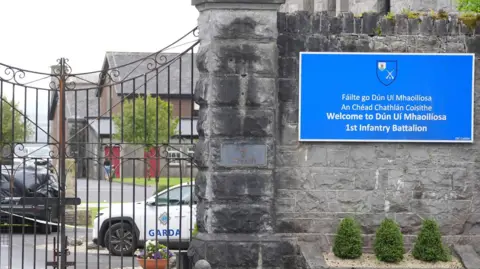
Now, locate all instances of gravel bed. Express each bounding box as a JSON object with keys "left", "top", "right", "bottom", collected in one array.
[{"left": 324, "top": 253, "right": 464, "bottom": 269}]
